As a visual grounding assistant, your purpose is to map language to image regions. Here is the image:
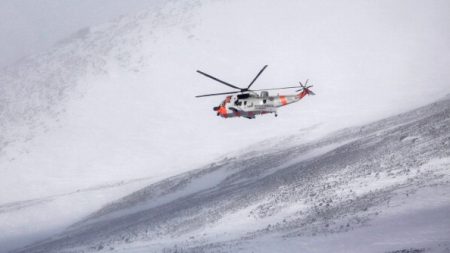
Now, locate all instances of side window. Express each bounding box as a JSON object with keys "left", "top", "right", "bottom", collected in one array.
[
  {"left": 263, "top": 99, "right": 266, "bottom": 104},
  {"left": 244, "top": 101, "right": 247, "bottom": 106}
]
